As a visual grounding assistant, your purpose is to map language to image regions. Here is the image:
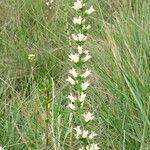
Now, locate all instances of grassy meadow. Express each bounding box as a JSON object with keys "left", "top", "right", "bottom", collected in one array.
[{"left": 0, "top": 0, "right": 150, "bottom": 149}]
